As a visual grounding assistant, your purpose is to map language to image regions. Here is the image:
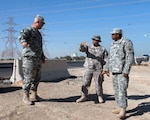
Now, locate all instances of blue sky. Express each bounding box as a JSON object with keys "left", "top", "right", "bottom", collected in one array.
[{"left": 0, "top": 0, "right": 150, "bottom": 58}]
